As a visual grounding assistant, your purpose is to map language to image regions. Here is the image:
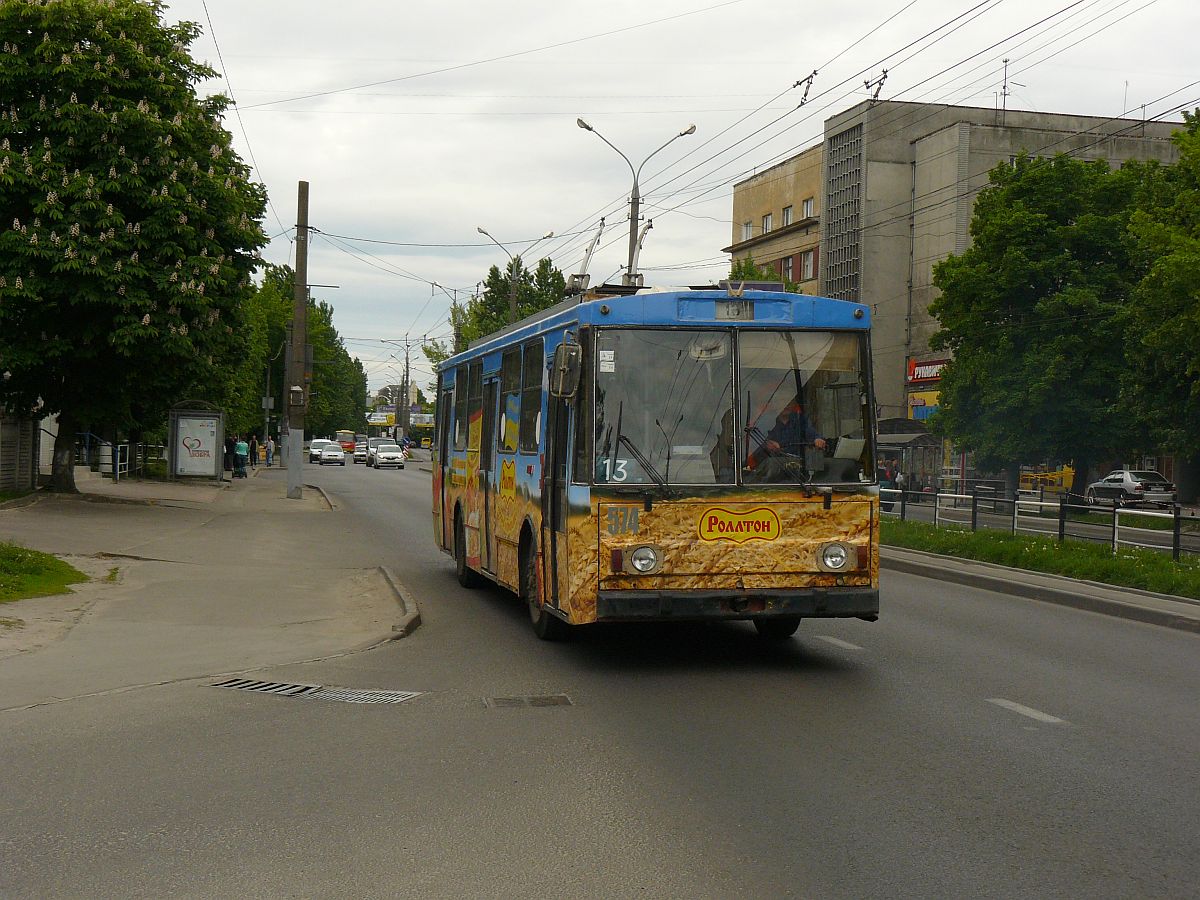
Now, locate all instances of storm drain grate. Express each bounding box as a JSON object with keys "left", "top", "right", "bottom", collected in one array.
[
  {"left": 212, "top": 678, "right": 322, "bottom": 697},
  {"left": 211, "top": 679, "right": 421, "bottom": 705},
  {"left": 306, "top": 688, "right": 422, "bottom": 704},
  {"left": 484, "top": 694, "right": 572, "bottom": 709}
]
